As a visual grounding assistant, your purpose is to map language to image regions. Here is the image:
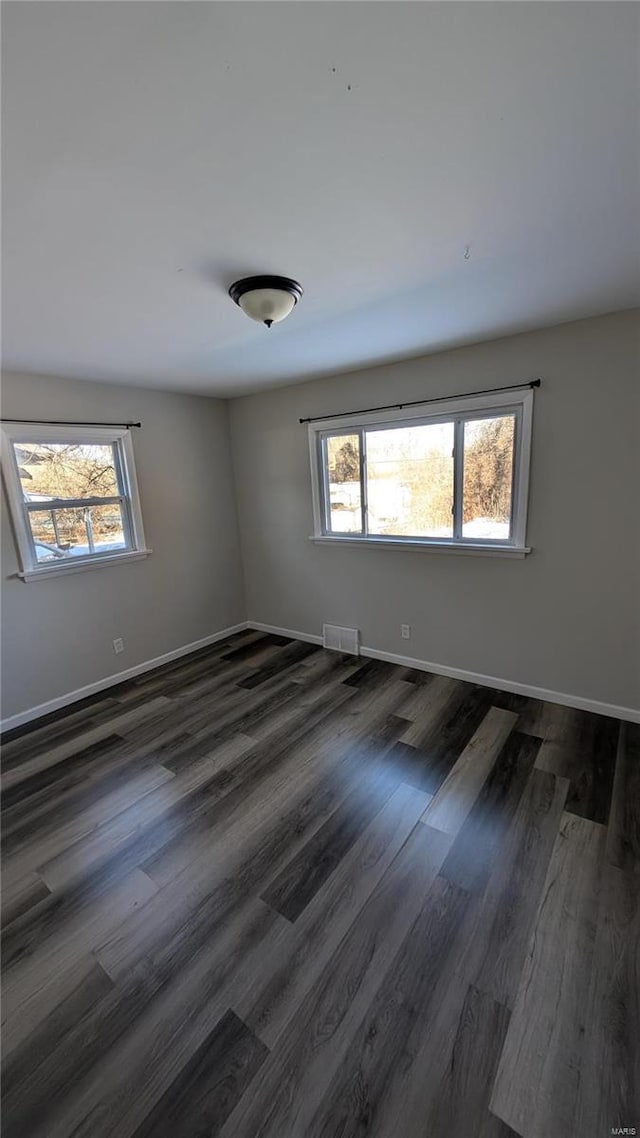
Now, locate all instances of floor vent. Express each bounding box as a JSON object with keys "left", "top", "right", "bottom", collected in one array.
[{"left": 323, "top": 624, "right": 360, "bottom": 655}]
